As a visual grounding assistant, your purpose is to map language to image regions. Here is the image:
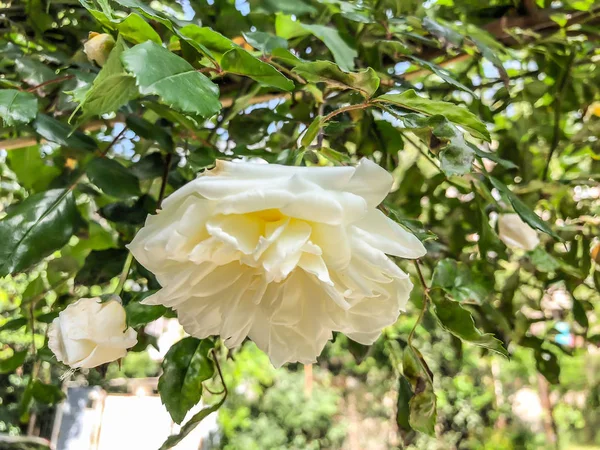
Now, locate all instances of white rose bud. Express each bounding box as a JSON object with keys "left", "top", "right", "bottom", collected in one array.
[
  {"left": 48, "top": 297, "right": 137, "bottom": 369},
  {"left": 128, "top": 158, "right": 426, "bottom": 367},
  {"left": 498, "top": 213, "right": 540, "bottom": 251},
  {"left": 83, "top": 32, "right": 115, "bottom": 67}
]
